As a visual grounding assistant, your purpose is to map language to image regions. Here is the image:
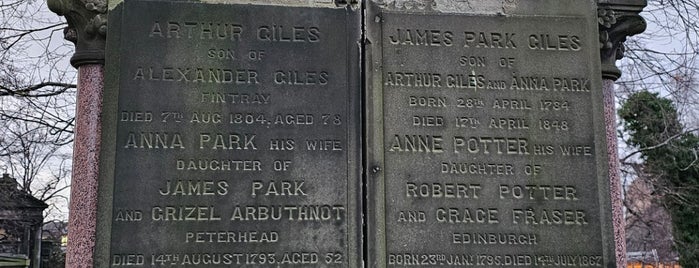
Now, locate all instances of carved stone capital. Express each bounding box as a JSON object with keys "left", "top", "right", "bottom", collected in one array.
[
  {"left": 373, "top": 0, "right": 437, "bottom": 11},
  {"left": 598, "top": 0, "right": 647, "bottom": 80},
  {"left": 47, "top": 0, "right": 107, "bottom": 68}
]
